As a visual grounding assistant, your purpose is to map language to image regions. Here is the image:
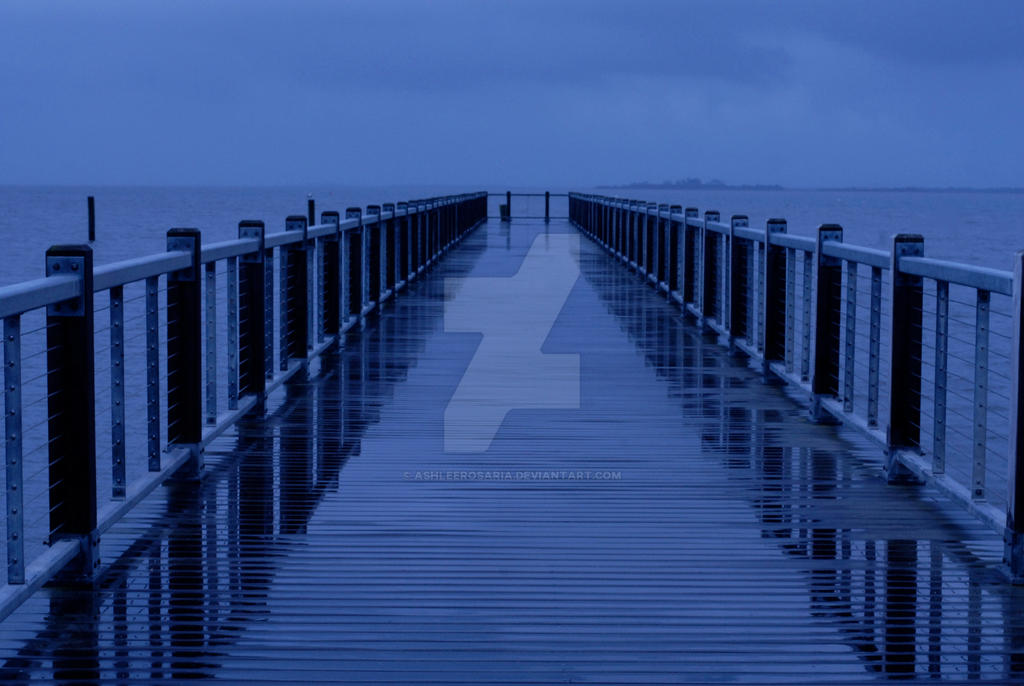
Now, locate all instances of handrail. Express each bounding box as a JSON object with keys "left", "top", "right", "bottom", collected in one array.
[
  {"left": 771, "top": 233, "right": 816, "bottom": 252},
  {"left": 900, "top": 255, "right": 1012, "bottom": 295},
  {"left": 0, "top": 189, "right": 489, "bottom": 623},
  {"left": 95, "top": 251, "right": 193, "bottom": 289},
  {"left": 200, "top": 238, "right": 261, "bottom": 264},
  {"left": 567, "top": 190, "right": 1024, "bottom": 581},
  {"left": 0, "top": 274, "right": 81, "bottom": 319},
  {"left": 733, "top": 226, "right": 763, "bottom": 242},
  {"left": 821, "top": 242, "right": 890, "bottom": 269},
  {"left": 706, "top": 220, "right": 731, "bottom": 235},
  {"left": 264, "top": 229, "right": 308, "bottom": 249}
]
